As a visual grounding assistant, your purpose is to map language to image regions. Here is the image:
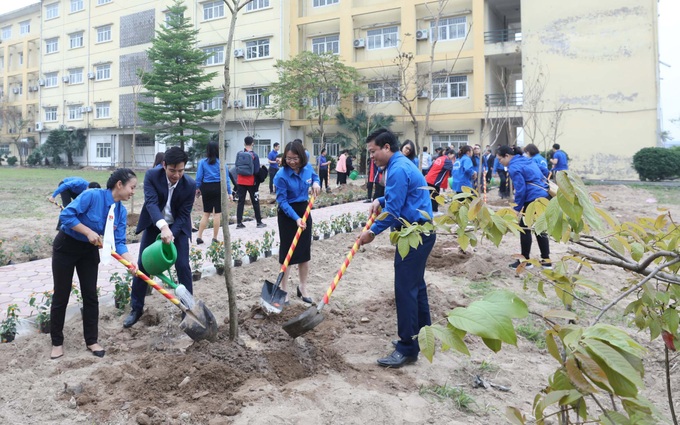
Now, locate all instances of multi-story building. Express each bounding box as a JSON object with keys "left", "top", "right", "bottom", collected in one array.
[{"left": 0, "top": 0, "right": 660, "bottom": 178}]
